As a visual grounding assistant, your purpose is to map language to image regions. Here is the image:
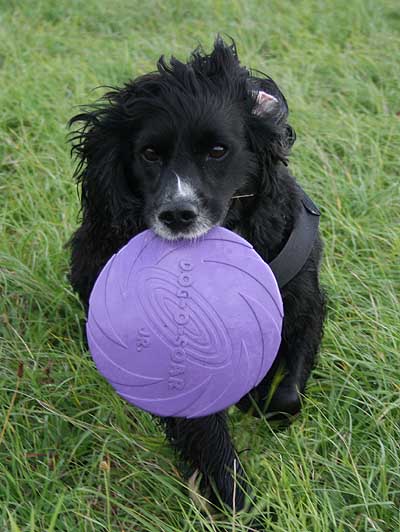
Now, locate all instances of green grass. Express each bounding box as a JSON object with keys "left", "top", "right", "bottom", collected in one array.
[{"left": 1, "top": 0, "right": 399, "bottom": 530}]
